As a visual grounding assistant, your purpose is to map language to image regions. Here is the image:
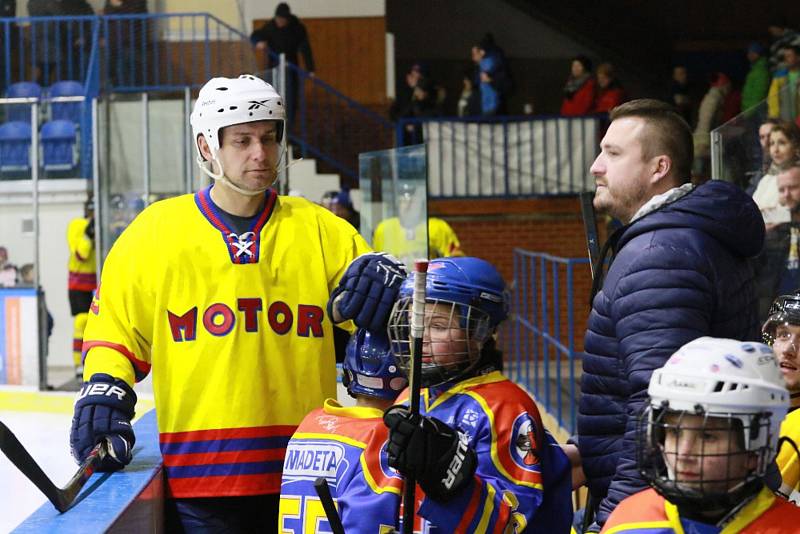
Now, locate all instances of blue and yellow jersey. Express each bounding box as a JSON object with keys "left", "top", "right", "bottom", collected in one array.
[
  {"left": 777, "top": 408, "right": 800, "bottom": 505},
  {"left": 372, "top": 217, "right": 463, "bottom": 264},
  {"left": 279, "top": 399, "right": 402, "bottom": 533},
  {"left": 66, "top": 216, "right": 96, "bottom": 291},
  {"left": 602, "top": 487, "right": 800, "bottom": 533},
  {"left": 399, "top": 371, "right": 573, "bottom": 534},
  {"left": 81, "top": 186, "right": 371, "bottom": 498}
]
